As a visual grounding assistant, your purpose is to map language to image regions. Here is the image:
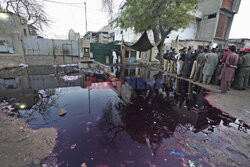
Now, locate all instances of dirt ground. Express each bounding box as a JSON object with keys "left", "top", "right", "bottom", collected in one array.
[{"left": 0, "top": 113, "right": 57, "bottom": 167}]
